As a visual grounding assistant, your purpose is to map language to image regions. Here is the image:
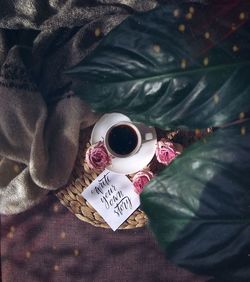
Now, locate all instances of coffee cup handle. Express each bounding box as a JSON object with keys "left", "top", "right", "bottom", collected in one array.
[
  {"left": 133, "top": 122, "right": 155, "bottom": 144},
  {"left": 143, "top": 132, "right": 154, "bottom": 142}
]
